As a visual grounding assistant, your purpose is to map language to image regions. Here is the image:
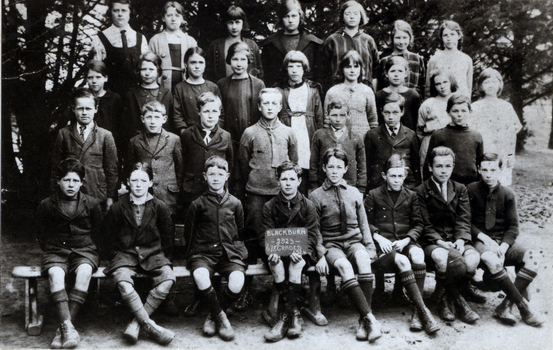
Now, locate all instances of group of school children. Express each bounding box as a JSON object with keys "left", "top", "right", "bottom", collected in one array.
[{"left": 38, "top": 0, "right": 543, "bottom": 348}]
